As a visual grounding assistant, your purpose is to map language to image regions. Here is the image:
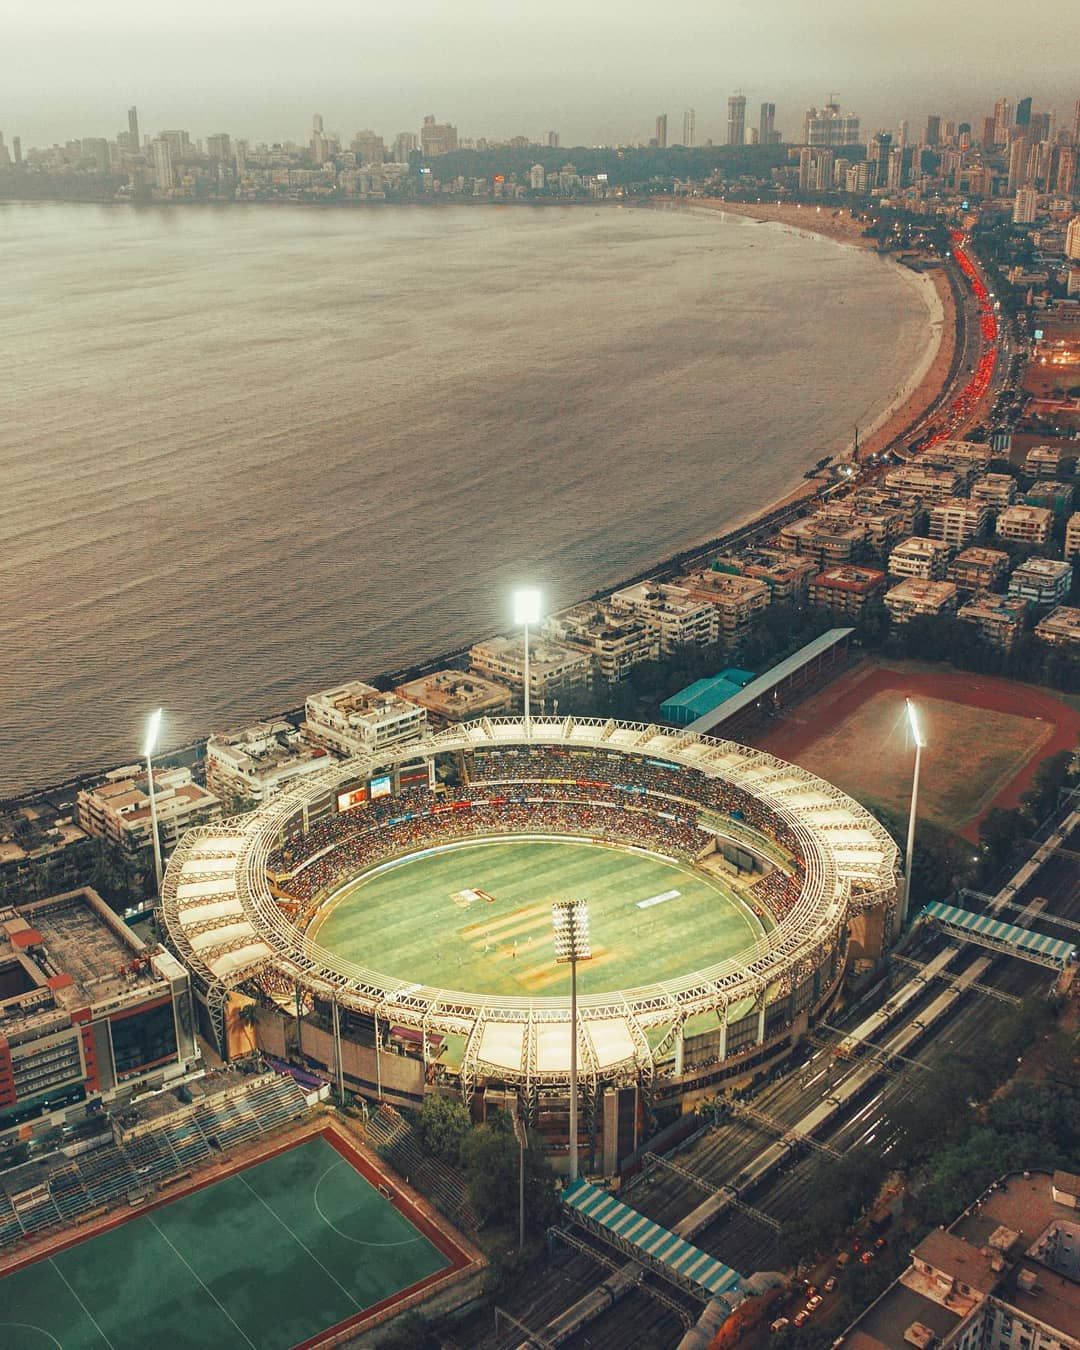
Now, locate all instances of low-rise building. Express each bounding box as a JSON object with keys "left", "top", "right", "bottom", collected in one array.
[
  {"left": 1035, "top": 605, "right": 1080, "bottom": 647},
  {"left": 677, "top": 570, "right": 771, "bottom": 644},
  {"left": 840, "top": 1171, "right": 1080, "bottom": 1350},
  {"left": 996, "top": 504, "right": 1053, "bottom": 546},
  {"left": 777, "top": 511, "right": 867, "bottom": 565},
  {"left": 1025, "top": 443, "right": 1062, "bottom": 478},
  {"left": 970, "top": 471, "right": 1019, "bottom": 510},
  {"left": 853, "top": 487, "right": 924, "bottom": 534},
  {"left": 885, "top": 578, "right": 959, "bottom": 624},
  {"left": 808, "top": 565, "right": 887, "bottom": 616},
  {"left": 0, "top": 807, "right": 93, "bottom": 906},
  {"left": 1024, "top": 479, "right": 1075, "bottom": 515},
  {"left": 0, "top": 888, "right": 198, "bottom": 1140},
  {"left": 469, "top": 634, "right": 592, "bottom": 712},
  {"left": 929, "top": 496, "right": 991, "bottom": 548},
  {"left": 1065, "top": 511, "right": 1080, "bottom": 562},
  {"left": 888, "top": 536, "right": 953, "bottom": 580},
  {"left": 948, "top": 545, "right": 1011, "bottom": 594},
  {"left": 850, "top": 501, "right": 908, "bottom": 551},
  {"left": 76, "top": 766, "right": 220, "bottom": 859},
  {"left": 545, "top": 600, "right": 658, "bottom": 681},
  {"left": 884, "top": 464, "right": 962, "bottom": 503},
  {"left": 921, "top": 438, "right": 993, "bottom": 476},
  {"left": 609, "top": 582, "right": 719, "bottom": 653},
  {"left": 206, "top": 720, "right": 331, "bottom": 807},
  {"left": 394, "top": 669, "right": 514, "bottom": 726},
  {"left": 958, "top": 593, "right": 1028, "bottom": 648},
  {"left": 711, "top": 550, "right": 817, "bottom": 603},
  {"left": 1008, "top": 557, "right": 1073, "bottom": 609},
  {"left": 303, "top": 681, "right": 426, "bottom": 757}
]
